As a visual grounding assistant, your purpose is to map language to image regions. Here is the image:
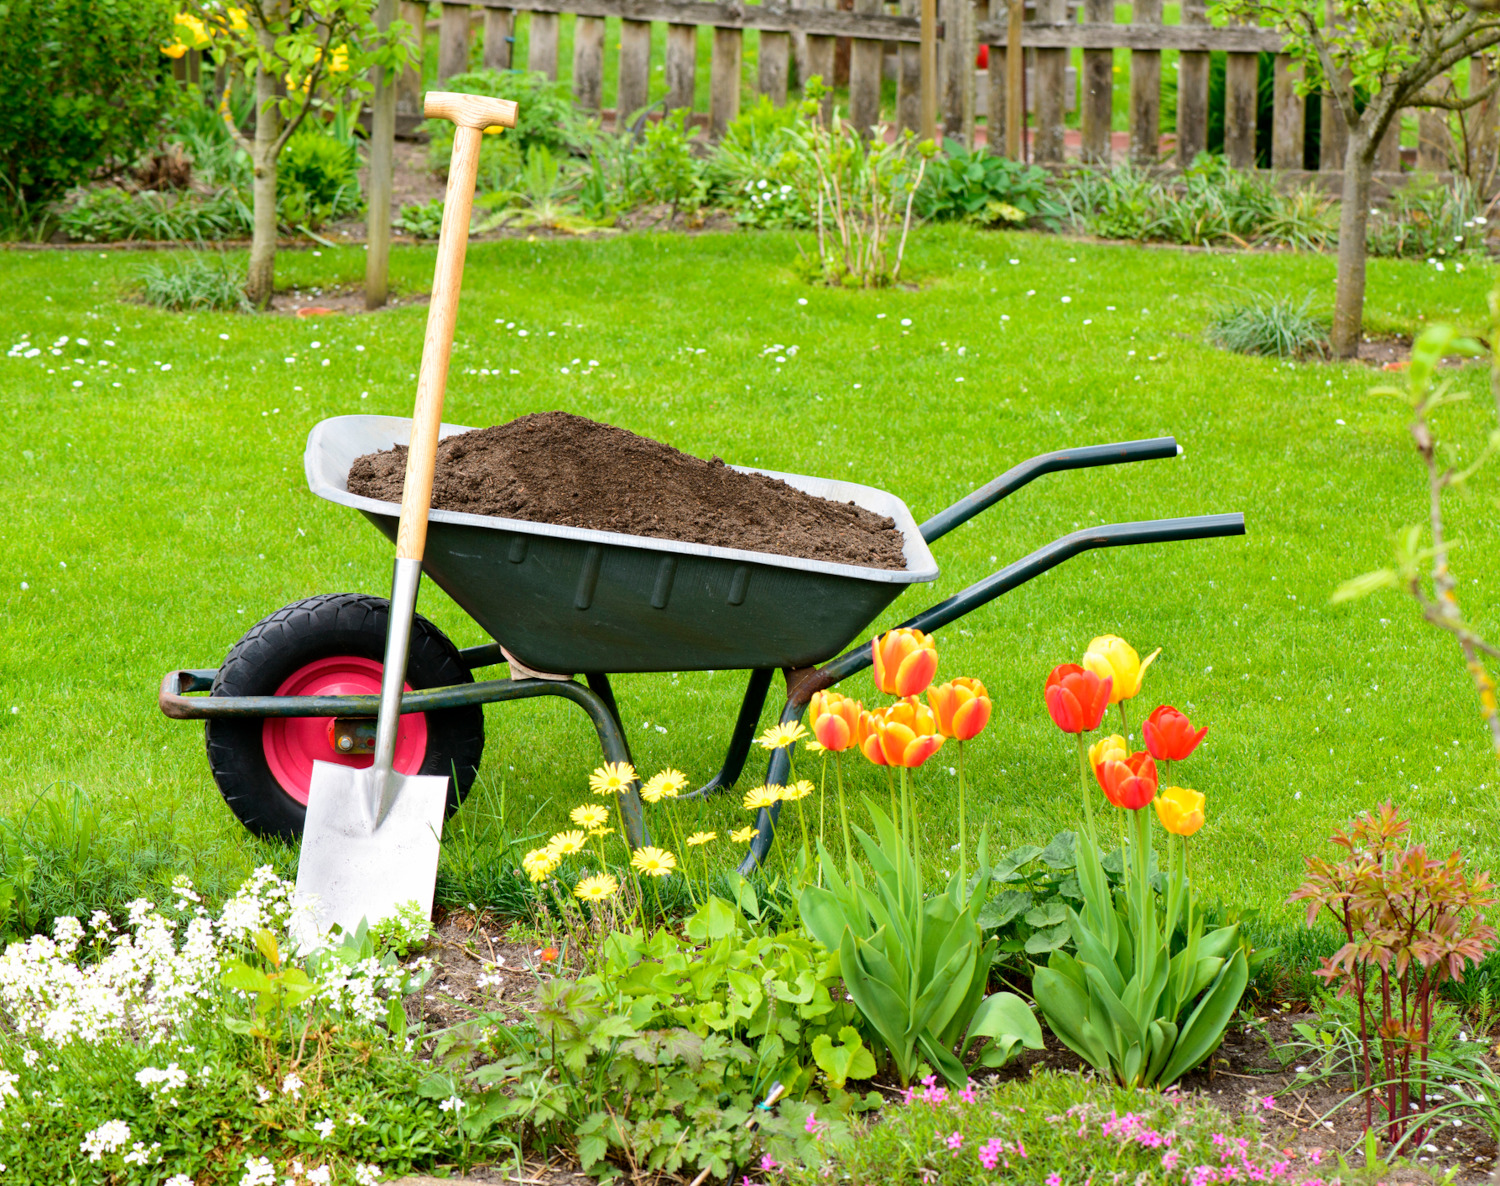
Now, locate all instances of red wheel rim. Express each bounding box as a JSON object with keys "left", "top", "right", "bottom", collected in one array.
[{"left": 262, "top": 656, "right": 429, "bottom": 806}]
